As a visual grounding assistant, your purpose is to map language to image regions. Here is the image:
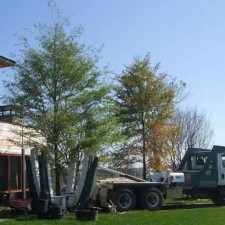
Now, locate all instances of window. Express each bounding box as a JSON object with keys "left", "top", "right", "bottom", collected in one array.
[
  {"left": 191, "top": 156, "right": 208, "bottom": 170},
  {"left": 10, "top": 156, "right": 21, "bottom": 190},
  {"left": 221, "top": 155, "right": 225, "bottom": 168},
  {"left": 0, "top": 156, "right": 8, "bottom": 191},
  {"left": 196, "top": 156, "right": 205, "bottom": 165}
]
